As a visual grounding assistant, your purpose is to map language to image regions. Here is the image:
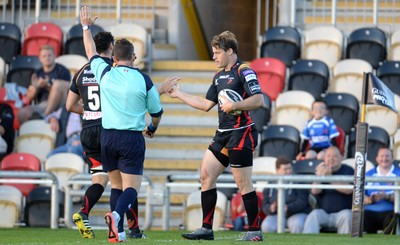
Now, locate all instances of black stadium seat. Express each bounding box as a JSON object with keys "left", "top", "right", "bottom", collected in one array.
[
  {"left": 347, "top": 126, "right": 390, "bottom": 165},
  {"left": 0, "top": 22, "right": 21, "bottom": 64},
  {"left": 65, "top": 24, "right": 104, "bottom": 57},
  {"left": 259, "top": 125, "right": 300, "bottom": 160},
  {"left": 324, "top": 93, "right": 359, "bottom": 134},
  {"left": 288, "top": 59, "right": 329, "bottom": 99},
  {"left": 250, "top": 93, "right": 271, "bottom": 134},
  {"left": 346, "top": 27, "right": 387, "bottom": 68},
  {"left": 292, "top": 159, "right": 323, "bottom": 175},
  {"left": 377, "top": 61, "right": 400, "bottom": 96},
  {"left": 6, "top": 55, "right": 41, "bottom": 88},
  {"left": 260, "top": 26, "right": 301, "bottom": 67}
]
